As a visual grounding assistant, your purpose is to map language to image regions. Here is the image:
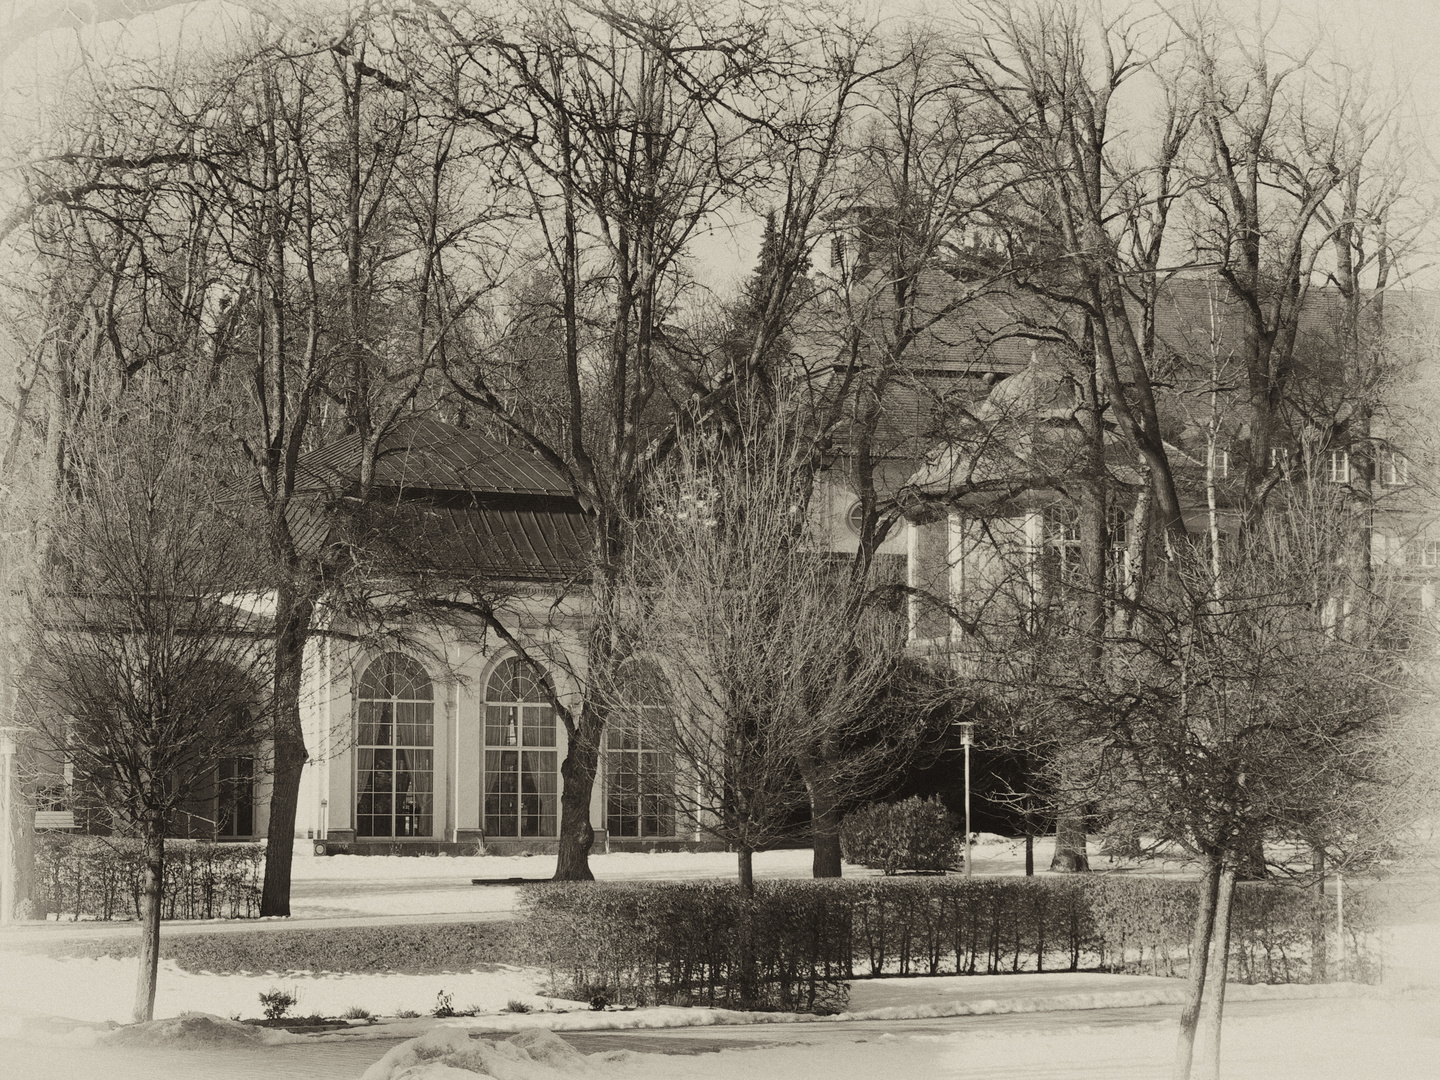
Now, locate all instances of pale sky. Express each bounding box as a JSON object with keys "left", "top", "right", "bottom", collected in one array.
[{"left": 2, "top": 0, "right": 1438, "bottom": 291}]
